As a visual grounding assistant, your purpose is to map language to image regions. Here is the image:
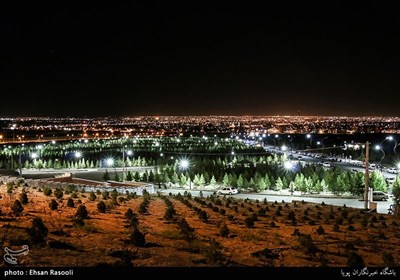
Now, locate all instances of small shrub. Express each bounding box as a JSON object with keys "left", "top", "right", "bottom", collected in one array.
[
  {"left": 292, "top": 228, "right": 301, "bottom": 236},
  {"left": 199, "top": 210, "right": 208, "bottom": 222},
  {"left": 71, "top": 193, "right": 78, "bottom": 198},
  {"left": 347, "top": 252, "right": 365, "bottom": 267},
  {"left": 270, "top": 221, "right": 276, "bottom": 227},
  {"left": 54, "top": 188, "right": 63, "bottom": 199},
  {"left": 97, "top": 201, "right": 107, "bottom": 213},
  {"left": 89, "top": 192, "right": 97, "bottom": 201},
  {"left": 102, "top": 191, "right": 110, "bottom": 200},
  {"left": 27, "top": 217, "right": 48, "bottom": 246},
  {"left": 346, "top": 225, "right": 355, "bottom": 231},
  {"left": 297, "top": 234, "right": 317, "bottom": 254},
  {"left": 49, "top": 199, "right": 58, "bottom": 210},
  {"left": 308, "top": 220, "right": 316, "bottom": 226},
  {"left": 20, "top": 192, "right": 28, "bottom": 205},
  {"left": 74, "top": 205, "right": 89, "bottom": 219},
  {"left": 244, "top": 217, "right": 254, "bottom": 228},
  {"left": 67, "top": 198, "right": 75, "bottom": 207},
  {"left": 287, "top": 211, "right": 296, "bottom": 220},
  {"left": 335, "top": 216, "right": 344, "bottom": 225},
  {"left": 333, "top": 223, "right": 340, "bottom": 232},
  {"left": 130, "top": 227, "right": 146, "bottom": 247},
  {"left": 316, "top": 225, "right": 325, "bottom": 235},
  {"left": 125, "top": 208, "right": 134, "bottom": 219},
  {"left": 43, "top": 187, "right": 52, "bottom": 196},
  {"left": 382, "top": 253, "right": 395, "bottom": 267},
  {"left": 371, "top": 216, "right": 377, "bottom": 223},
  {"left": 227, "top": 214, "right": 234, "bottom": 221},
  {"left": 130, "top": 215, "right": 139, "bottom": 228},
  {"left": 219, "top": 223, "right": 229, "bottom": 237},
  {"left": 12, "top": 199, "right": 23, "bottom": 215}
]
